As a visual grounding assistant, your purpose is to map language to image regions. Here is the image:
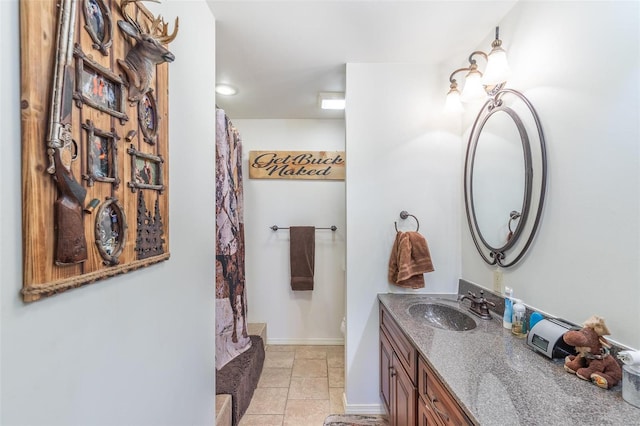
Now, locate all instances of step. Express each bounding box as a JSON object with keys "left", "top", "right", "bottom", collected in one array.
[
  {"left": 216, "top": 335, "right": 265, "bottom": 425},
  {"left": 215, "top": 394, "right": 232, "bottom": 426},
  {"left": 248, "top": 322, "right": 266, "bottom": 343}
]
